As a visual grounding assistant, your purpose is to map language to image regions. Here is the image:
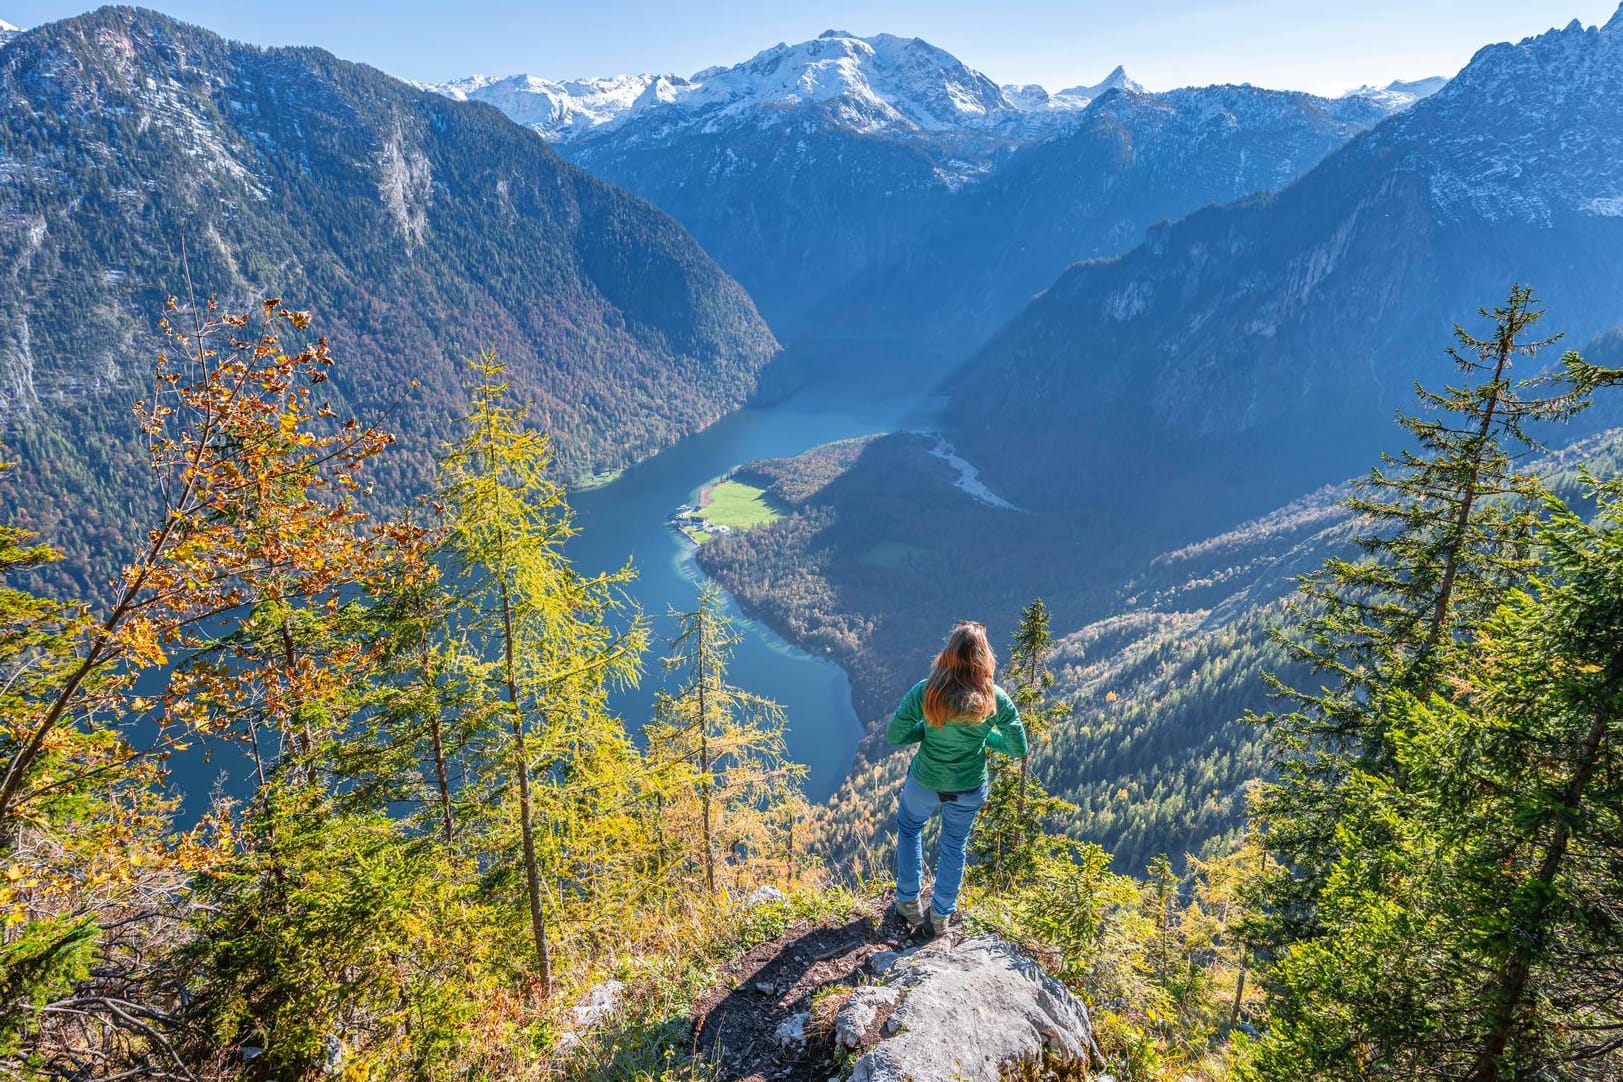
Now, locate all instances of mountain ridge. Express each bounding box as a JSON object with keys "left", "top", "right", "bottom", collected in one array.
[
  {"left": 0, "top": 4, "right": 778, "bottom": 594},
  {"left": 434, "top": 30, "right": 1139, "bottom": 147},
  {"left": 940, "top": 5, "right": 1623, "bottom": 532},
  {"left": 437, "top": 28, "right": 1440, "bottom": 335}
]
